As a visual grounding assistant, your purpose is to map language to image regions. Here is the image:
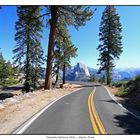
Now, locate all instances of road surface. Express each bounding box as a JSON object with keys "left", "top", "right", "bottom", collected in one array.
[{"left": 15, "top": 83, "right": 140, "bottom": 134}]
